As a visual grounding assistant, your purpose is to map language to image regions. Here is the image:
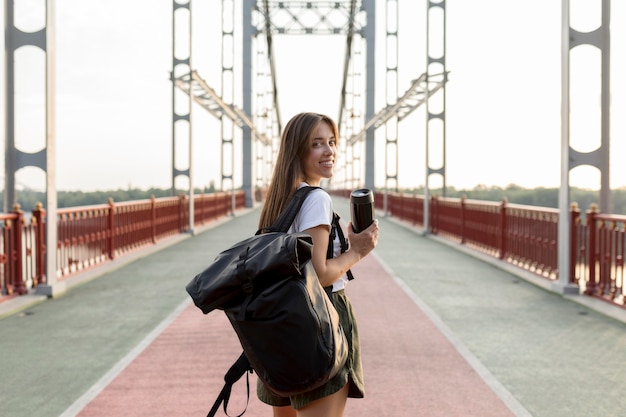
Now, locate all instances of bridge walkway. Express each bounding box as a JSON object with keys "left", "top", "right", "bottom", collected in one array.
[{"left": 1, "top": 197, "right": 626, "bottom": 417}]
